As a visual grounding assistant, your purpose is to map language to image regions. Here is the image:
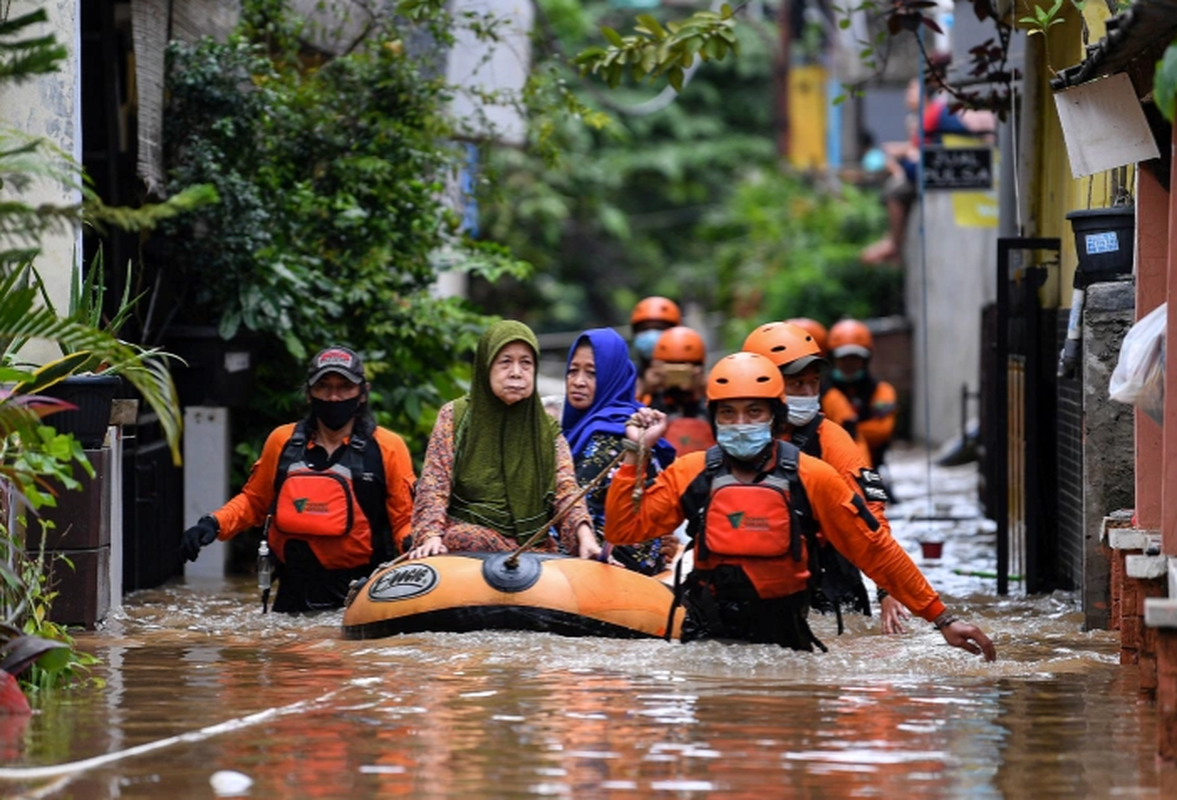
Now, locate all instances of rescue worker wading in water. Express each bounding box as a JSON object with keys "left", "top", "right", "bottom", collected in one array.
[
  {"left": 827, "top": 318, "right": 898, "bottom": 470},
  {"left": 179, "top": 346, "right": 416, "bottom": 612},
  {"left": 604, "top": 352, "right": 996, "bottom": 658},
  {"left": 644, "top": 325, "right": 715, "bottom": 456},
  {"left": 743, "top": 321, "right": 909, "bottom": 634},
  {"left": 784, "top": 316, "right": 859, "bottom": 438}
]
